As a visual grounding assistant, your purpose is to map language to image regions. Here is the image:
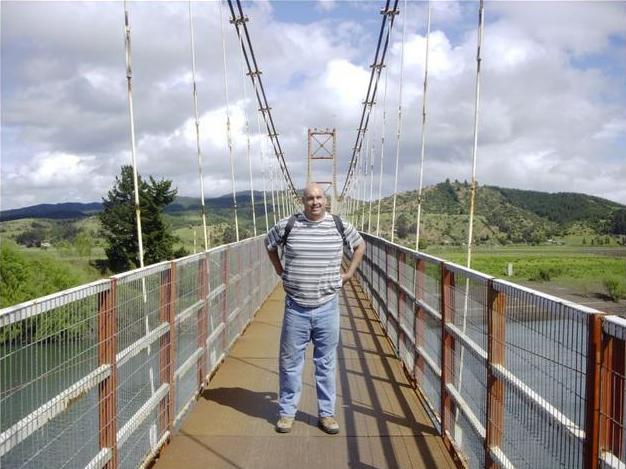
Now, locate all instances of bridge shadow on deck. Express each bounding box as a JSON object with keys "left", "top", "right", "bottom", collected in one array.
[{"left": 151, "top": 279, "right": 455, "bottom": 469}]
